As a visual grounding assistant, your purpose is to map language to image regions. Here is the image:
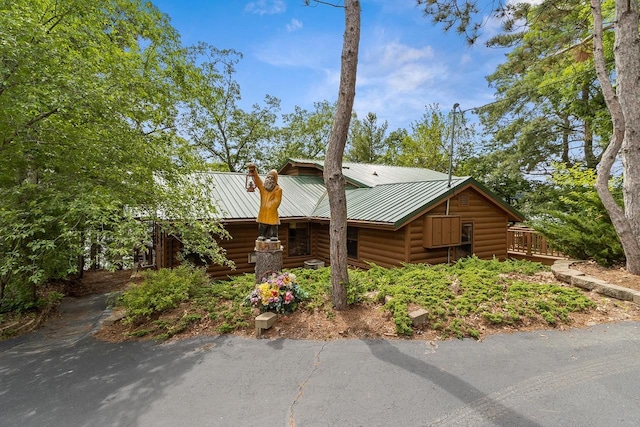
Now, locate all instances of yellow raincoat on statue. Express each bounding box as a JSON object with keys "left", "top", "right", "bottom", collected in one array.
[{"left": 254, "top": 170, "right": 282, "bottom": 225}]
